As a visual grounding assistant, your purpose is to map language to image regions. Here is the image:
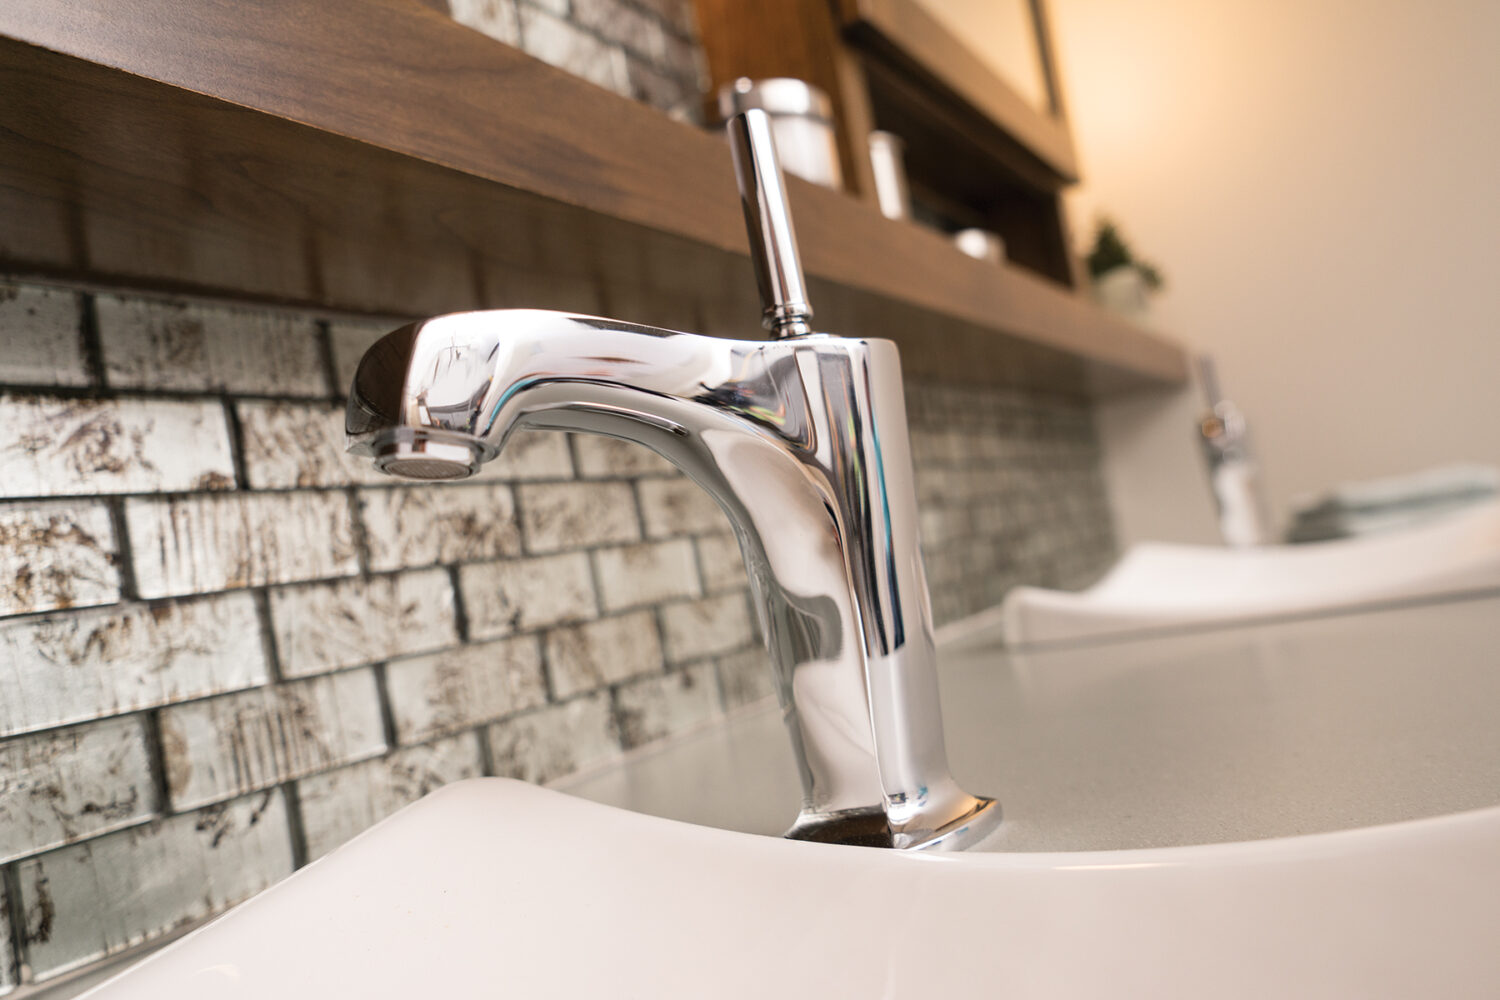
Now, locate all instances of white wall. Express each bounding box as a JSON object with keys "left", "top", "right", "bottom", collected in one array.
[{"left": 1049, "top": 0, "right": 1500, "bottom": 545}]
